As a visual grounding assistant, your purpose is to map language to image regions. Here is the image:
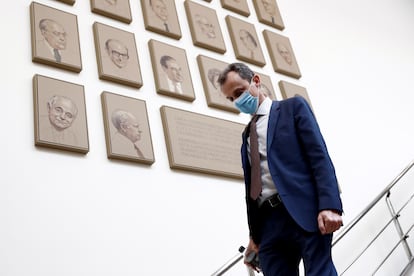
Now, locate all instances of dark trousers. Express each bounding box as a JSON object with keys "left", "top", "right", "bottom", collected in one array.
[{"left": 258, "top": 204, "right": 338, "bottom": 276}]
